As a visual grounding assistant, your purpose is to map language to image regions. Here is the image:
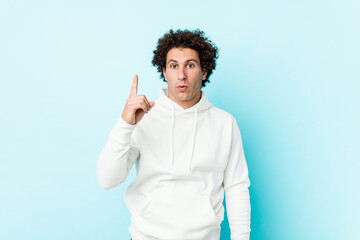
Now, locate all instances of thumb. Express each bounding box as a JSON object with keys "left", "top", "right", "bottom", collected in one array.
[{"left": 149, "top": 101, "right": 155, "bottom": 109}]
